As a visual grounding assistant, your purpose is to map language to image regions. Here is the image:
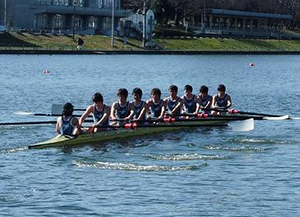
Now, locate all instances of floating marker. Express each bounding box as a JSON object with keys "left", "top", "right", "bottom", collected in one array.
[
  {"left": 249, "top": 63, "right": 255, "bottom": 67},
  {"left": 43, "top": 70, "right": 51, "bottom": 74}
]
